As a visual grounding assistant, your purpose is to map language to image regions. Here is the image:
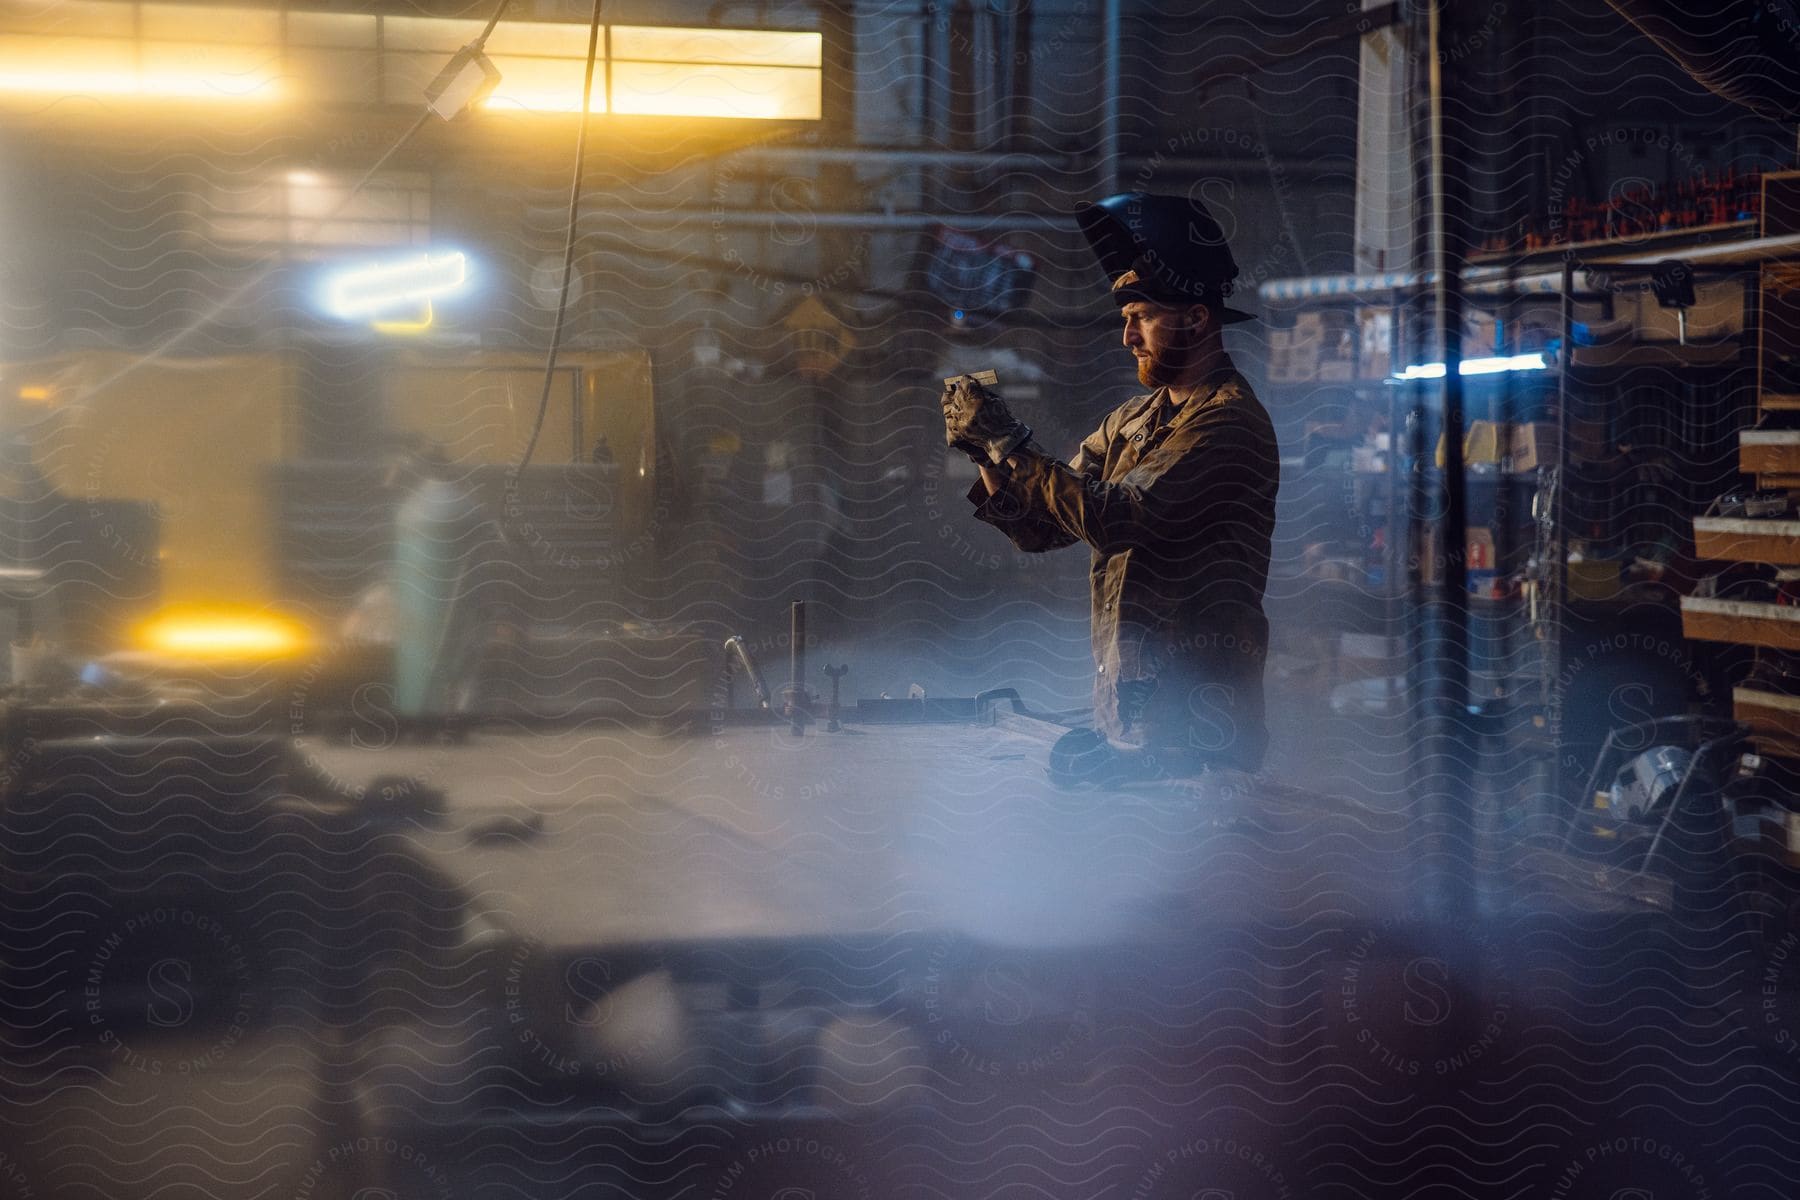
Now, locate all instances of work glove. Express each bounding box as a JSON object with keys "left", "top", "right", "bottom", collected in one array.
[{"left": 941, "top": 374, "right": 1033, "bottom": 466}]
